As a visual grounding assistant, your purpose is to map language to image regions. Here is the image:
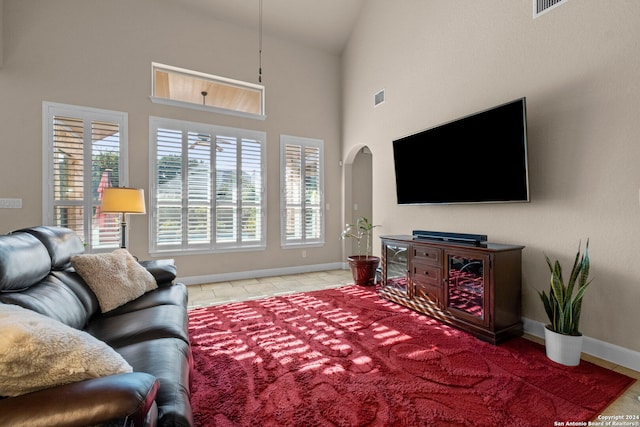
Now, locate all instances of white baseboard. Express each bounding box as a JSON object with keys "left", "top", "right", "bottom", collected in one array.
[
  {"left": 177, "top": 262, "right": 345, "bottom": 286},
  {"left": 523, "top": 317, "right": 640, "bottom": 372}
]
